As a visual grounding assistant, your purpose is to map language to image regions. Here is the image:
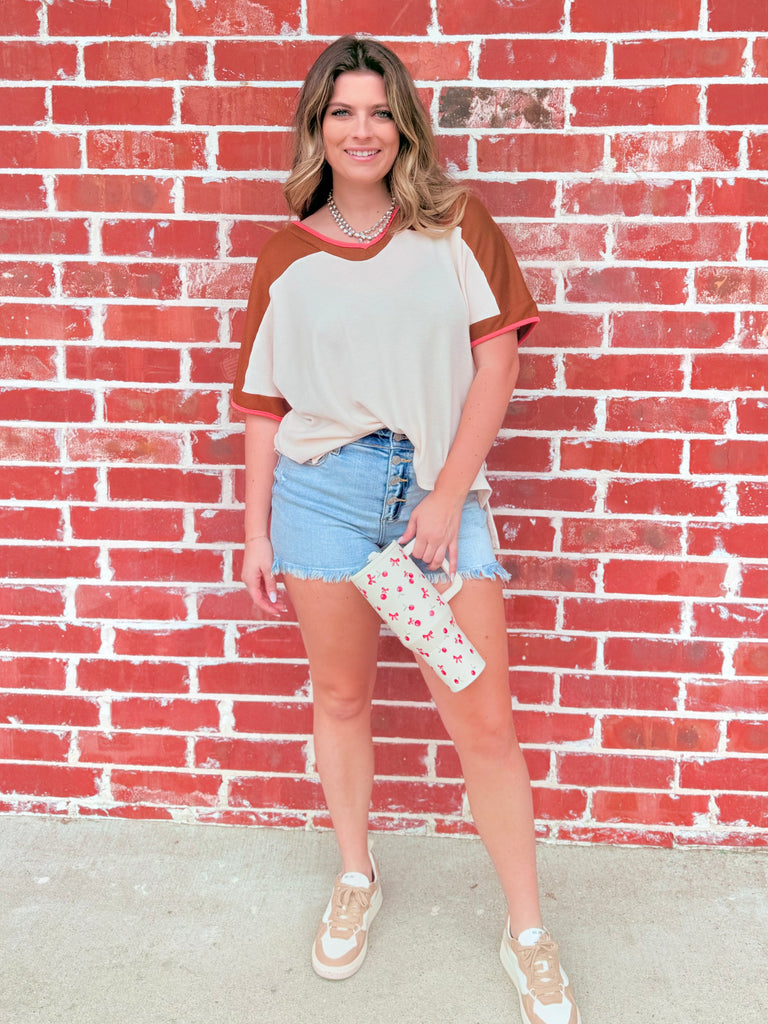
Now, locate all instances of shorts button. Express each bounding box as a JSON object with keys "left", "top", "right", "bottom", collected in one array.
[{"left": 391, "top": 455, "right": 402, "bottom": 466}]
